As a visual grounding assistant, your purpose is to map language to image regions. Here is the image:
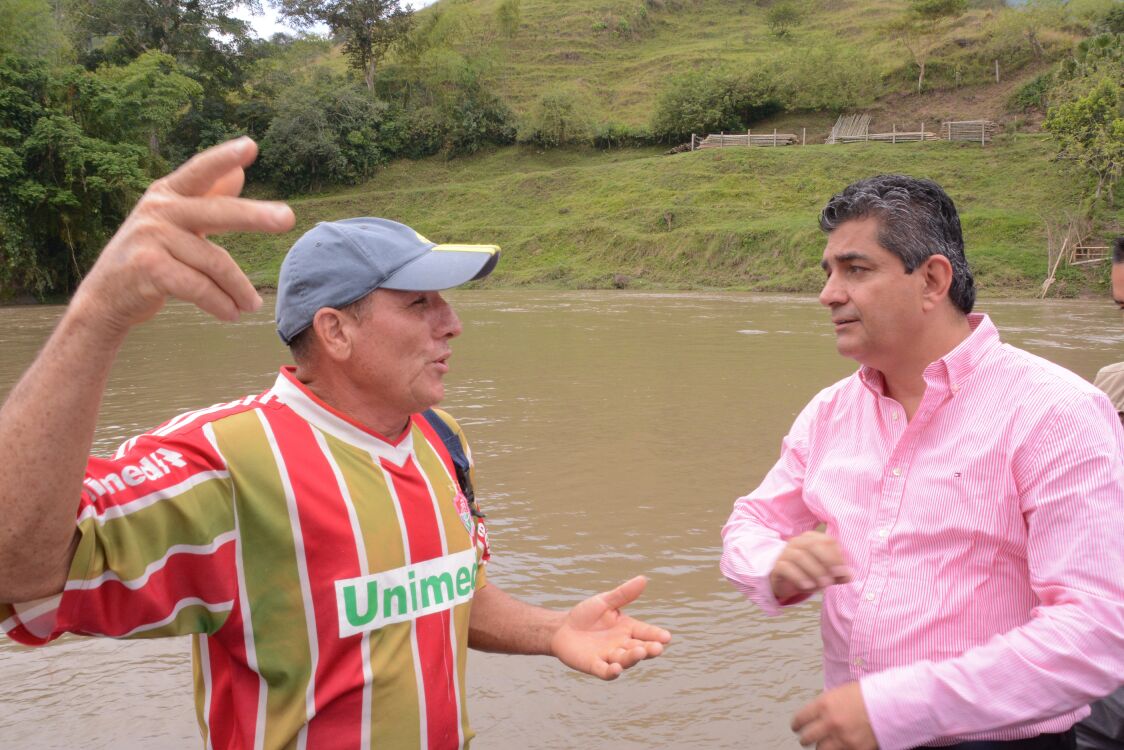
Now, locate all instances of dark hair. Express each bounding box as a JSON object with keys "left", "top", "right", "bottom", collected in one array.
[
  {"left": 819, "top": 174, "right": 976, "bottom": 314},
  {"left": 1113, "top": 236, "right": 1124, "bottom": 264}
]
